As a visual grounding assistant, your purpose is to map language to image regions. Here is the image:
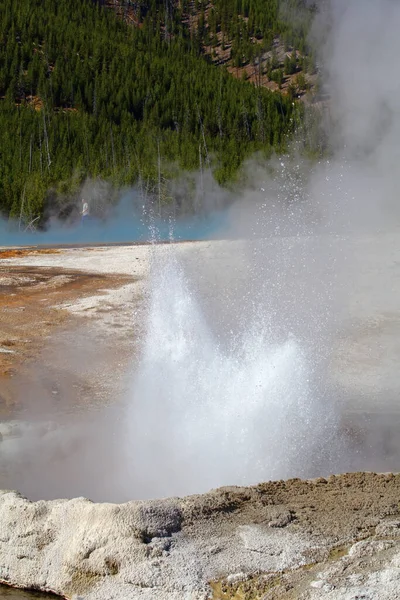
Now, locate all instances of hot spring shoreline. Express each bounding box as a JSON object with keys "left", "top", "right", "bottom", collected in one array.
[{"left": 1, "top": 472, "right": 400, "bottom": 600}]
